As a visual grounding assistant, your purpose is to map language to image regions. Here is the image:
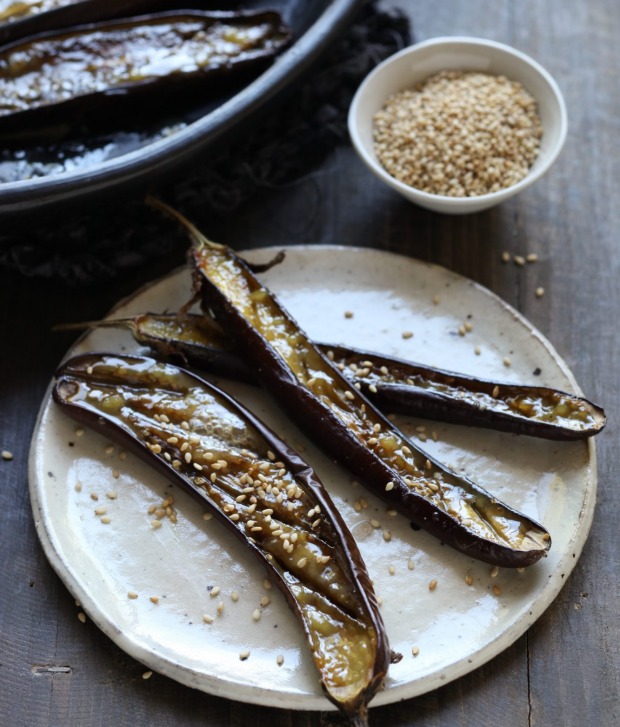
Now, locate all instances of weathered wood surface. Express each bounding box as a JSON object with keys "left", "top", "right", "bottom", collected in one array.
[{"left": 0, "top": 1, "right": 618, "bottom": 725}]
